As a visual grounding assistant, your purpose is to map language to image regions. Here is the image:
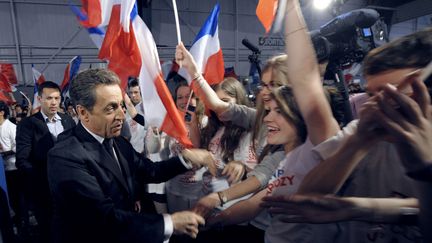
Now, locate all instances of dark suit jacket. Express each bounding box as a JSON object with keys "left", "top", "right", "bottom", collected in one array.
[
  {"left": 47, "top": 123, "right": 188, "bottom": 243},
  {"left": 16, "top": 112, "right": 76, "bottom": 196}
]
